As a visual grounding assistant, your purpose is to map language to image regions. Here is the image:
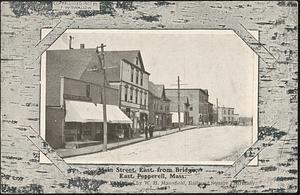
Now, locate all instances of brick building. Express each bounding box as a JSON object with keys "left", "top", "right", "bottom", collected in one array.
[
  {"left": 165, "top": 88, "right": 211, "bottom": 125},
  {"left": 148, "top": 81, "right": 172, "bottom": 130}
]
